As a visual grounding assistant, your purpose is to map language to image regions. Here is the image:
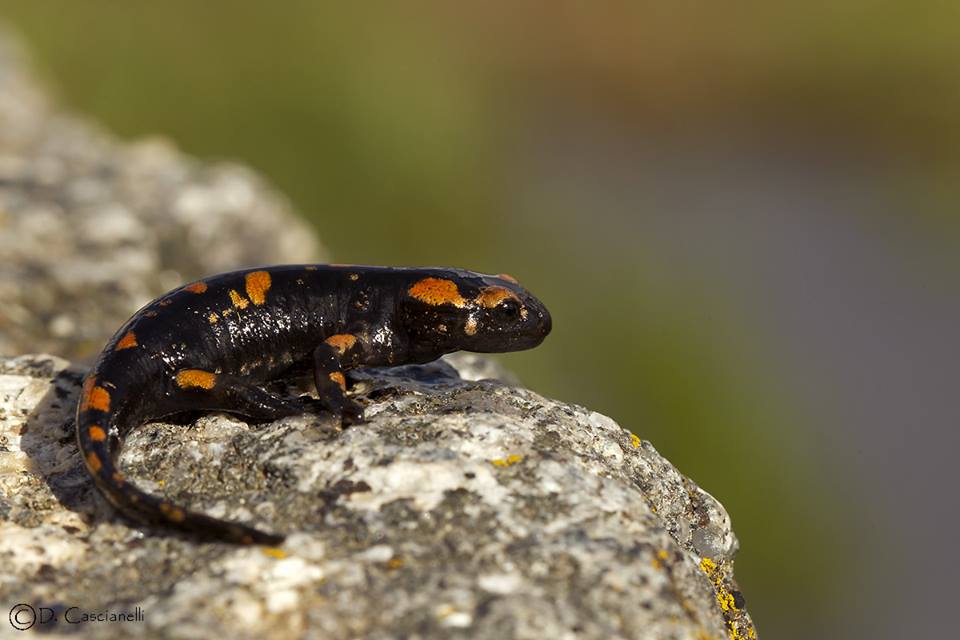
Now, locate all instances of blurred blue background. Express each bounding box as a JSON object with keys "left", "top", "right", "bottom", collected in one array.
[{"left": 2, "top": 3, "right": 957, "bottom": 638}]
